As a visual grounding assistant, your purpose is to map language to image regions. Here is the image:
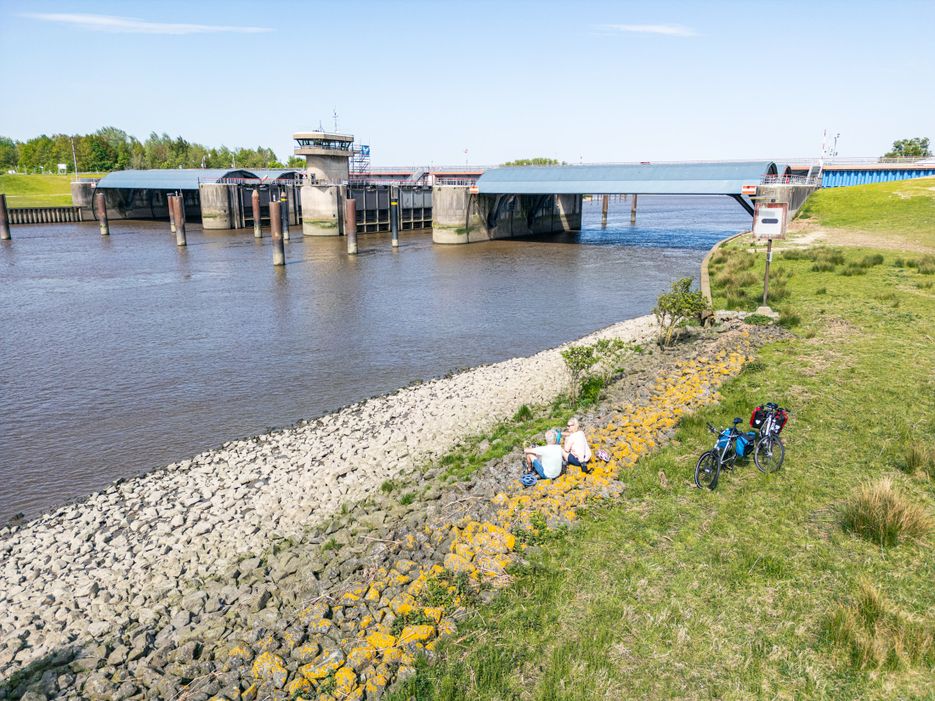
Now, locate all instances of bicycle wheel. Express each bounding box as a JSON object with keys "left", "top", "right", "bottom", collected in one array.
[
  {"left": 694, "top": 450, "right": 720, "bottom": 490},
  {"left": 754, "top": 435, "right": 784, "bottom": 473}
]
